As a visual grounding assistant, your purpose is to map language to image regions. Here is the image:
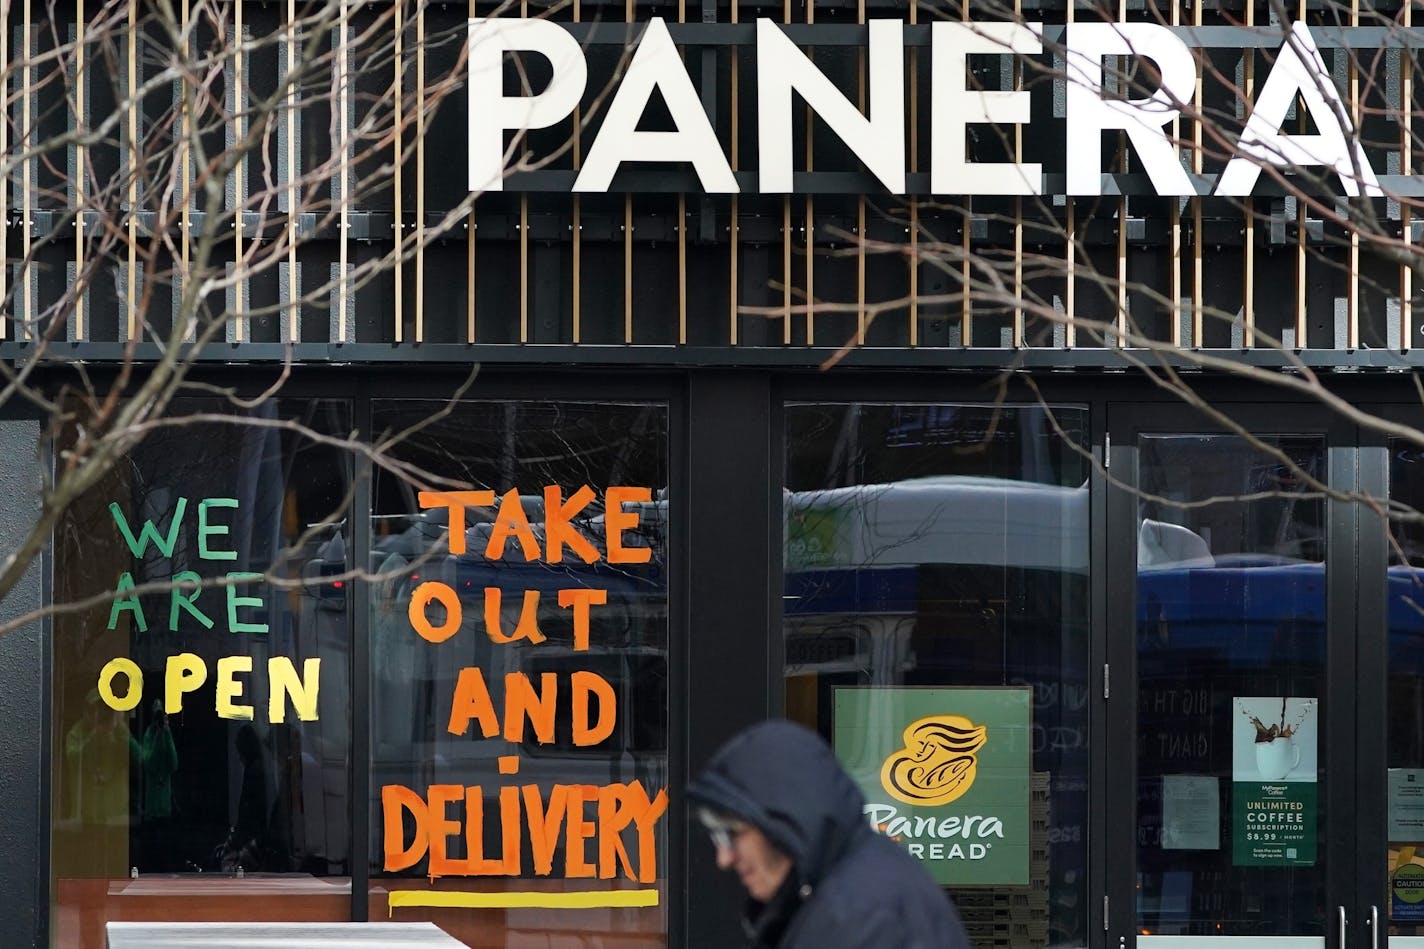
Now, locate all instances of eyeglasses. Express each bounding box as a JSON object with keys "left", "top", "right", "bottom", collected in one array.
[{"left": 697, "top": 808, "right": 745, "bottom": 851}]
